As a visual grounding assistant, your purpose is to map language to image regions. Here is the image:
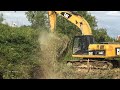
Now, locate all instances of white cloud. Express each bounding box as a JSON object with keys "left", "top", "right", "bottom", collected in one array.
[
  {"left": 4, "top": 12, "right": 11, "bottom": 16},
  {"left": 90, "top": 11, "right": 120, "bottom": 17},
  {"left": 106, "top": 11, "right": 120, "bottom": 16},
  {"left": 90, "top": 11, "right": 120, "bottom": 38},
  {"left": 2, "top": 11, "right": 27, "bottom": 18},
  {"left": 0, "top": 11, "right": 31, "bottom": 26}
]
